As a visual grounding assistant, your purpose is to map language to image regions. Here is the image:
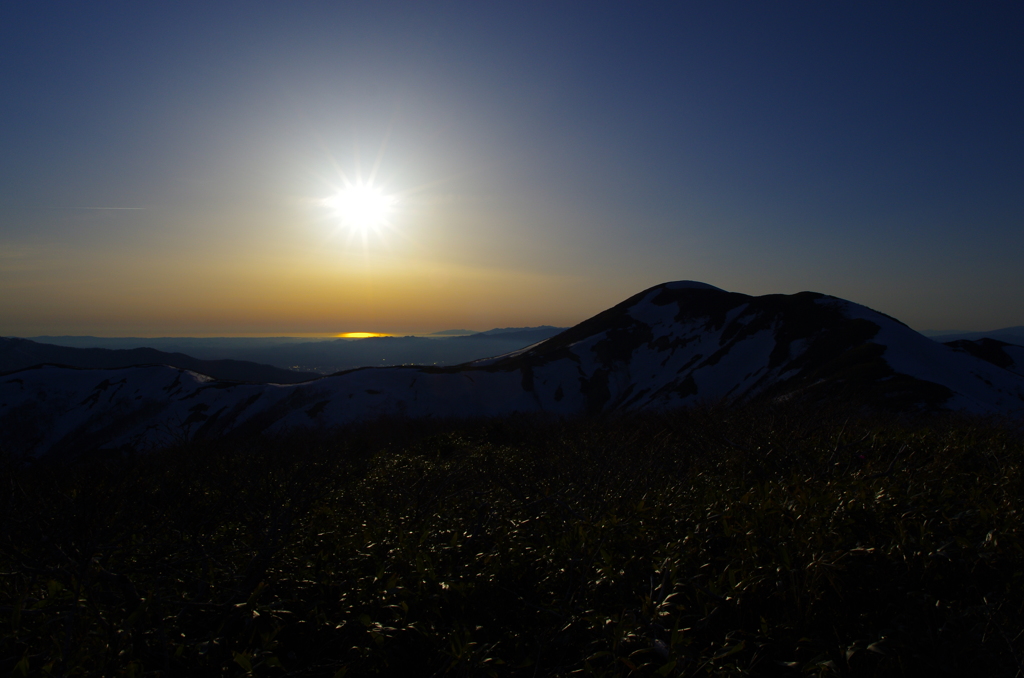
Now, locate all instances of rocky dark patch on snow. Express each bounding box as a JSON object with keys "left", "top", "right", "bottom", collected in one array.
[{"left": 945, "top": 338, "right": 1024, "bottom": 376}]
